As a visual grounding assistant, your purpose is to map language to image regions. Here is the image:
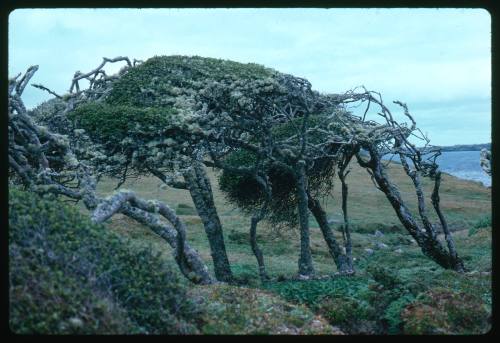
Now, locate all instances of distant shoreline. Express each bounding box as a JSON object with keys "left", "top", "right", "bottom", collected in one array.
[{"left": 437, "top": 143, "right": 491, "bottom": 152}]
